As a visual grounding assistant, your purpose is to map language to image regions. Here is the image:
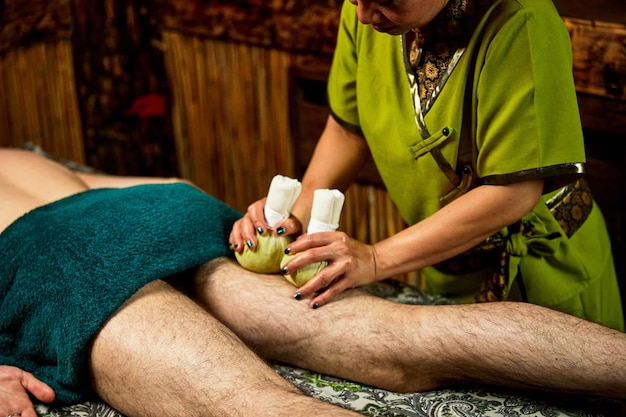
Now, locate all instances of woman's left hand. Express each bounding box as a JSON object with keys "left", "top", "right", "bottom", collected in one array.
[{"left": 282, "top": 231, "right": 379, "bottom": 308}]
